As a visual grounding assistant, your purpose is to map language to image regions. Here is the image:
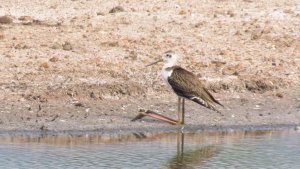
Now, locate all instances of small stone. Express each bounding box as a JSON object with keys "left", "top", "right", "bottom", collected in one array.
[
  {"left": 240, "top": 98, "right": 249, "bottom": 103},
  {"left": 211, "top": 60, "right": 226, "bottom": 67},
  {"left": 295, "top": 126, "right": 300, "bottom": 131},
  {"left": 18, "top": 16, "right": 33, "bottom": 25},
  {"left": 259, "top": 113, "right": 263, "bottom": 116},
  {"left": 251, "top": 28, "right": 262, "bottom": 40},
  {"left": 18, "top": 16, "right": 33, "bottom": 21},
  {"left": 234, "top": 30, "right": 241, "bottom": 36},
  {"left": 40, "top": 124, "right": 47, "bottom": 131},
  {"left": 40, "top": 62, "right": 50, "bottom": 69},
  {"left": 49, "top": 57, "right": 59, "bottom": 62},
  {"left": 227, "top": 10, "right": 235, "bottom": 17},
  {"left": 0, "top": 15, "right": 13, "bottom": 24},
  {"left": 51, "top": 42, "right": 61, "bottom": 49},
  {"left": 74, "top": 102, "right": 84, "bottom": 107},
  {"left": 128, "top": 51, "right": 137, "bottom": 60},
  {"left": 14, "top": 43, "right": 29, "bottom": 49},
  {"left": 62, "top": 41, "right": 72, "bottom": 51},
  {"left": 275, "top": 93, "right": 283, "bottom": 98},
  {"left": 109, "top": 6, "right": 125, "bottom": 13},
  {"left": 90, "top": 92, "right": 96, "bottom": 98},
  {"left": 262, "top": 26, "right": 272, "bottom": 34},
  {"left": 51, "top": 114, "right": 59, "bottom": 121},
  {"left": 179, "top": 10, "right": 187, "bottom": 15},
  {"left": 97, "top": 12, "right": 105, "bottom": 16}
]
